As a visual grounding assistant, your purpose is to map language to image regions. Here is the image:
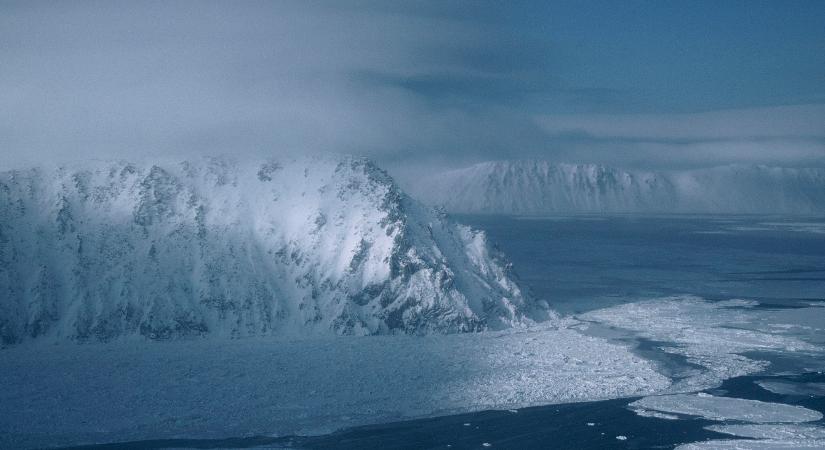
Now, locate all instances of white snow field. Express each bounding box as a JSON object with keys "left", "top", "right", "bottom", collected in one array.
[
  {"left": 408, "top": 160, "right": 825, "bottom": 214},
  {"left": 0, "top": 325, "right": 670, "bottom": 449},
  {"left": 0, "top": 156, "right": 549, "bottom": 345}
]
